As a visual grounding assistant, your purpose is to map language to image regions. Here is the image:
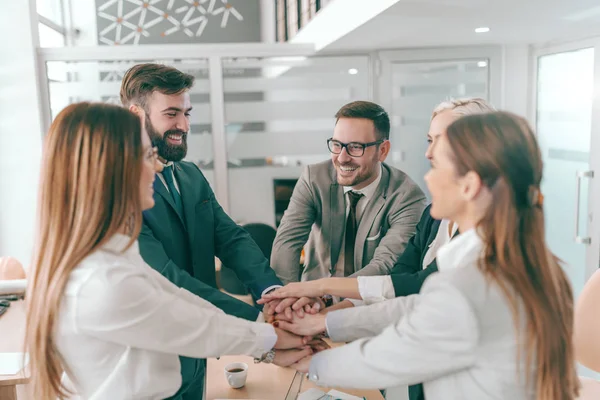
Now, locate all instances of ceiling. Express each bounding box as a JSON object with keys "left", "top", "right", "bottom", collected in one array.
[{"left": 325, "top": 0, "right": 600, "bottom": 51}]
